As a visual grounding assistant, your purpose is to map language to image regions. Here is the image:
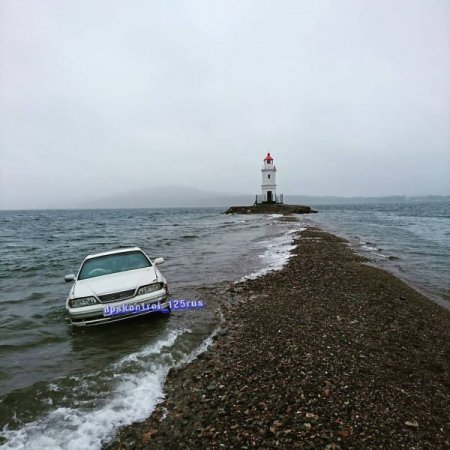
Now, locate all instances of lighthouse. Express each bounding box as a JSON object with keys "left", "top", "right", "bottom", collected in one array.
[{"left": 261, "top": 152, "right": 277, "bottom": 203}]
